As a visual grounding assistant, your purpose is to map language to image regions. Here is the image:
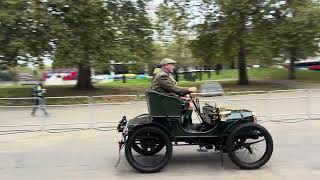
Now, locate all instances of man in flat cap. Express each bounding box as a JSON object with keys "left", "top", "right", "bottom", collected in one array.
[
  {"left": 151, "top": 58, "right": 197, "bottom": 129},
  {"left": 152, "top": 58, "right": 197, "bottom": 95}
]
